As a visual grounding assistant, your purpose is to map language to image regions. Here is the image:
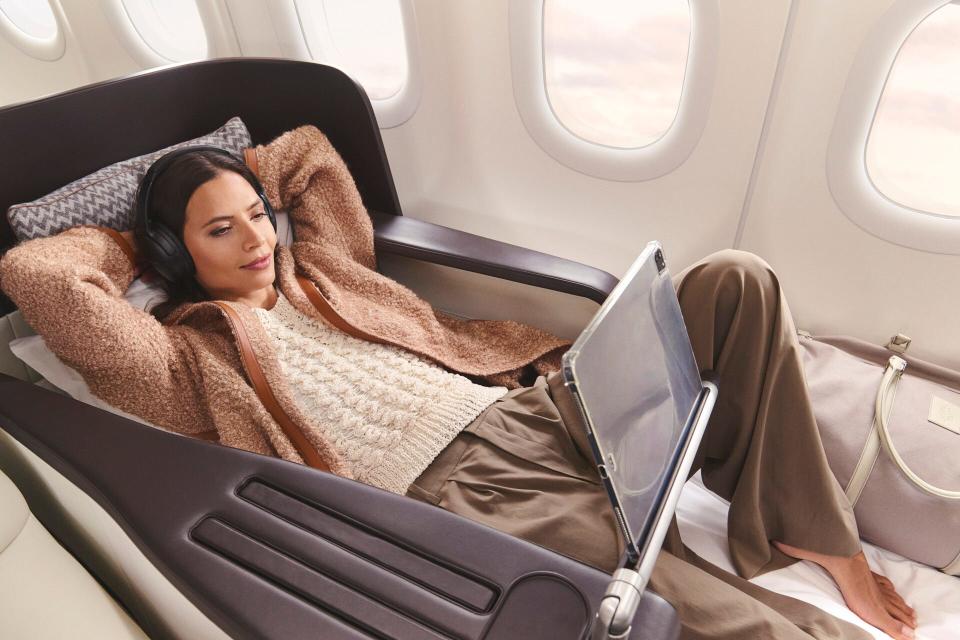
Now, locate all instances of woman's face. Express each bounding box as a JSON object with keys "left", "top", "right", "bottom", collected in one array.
[{"left": 182, "top": 170, "right": 277, "bottom": 305}]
